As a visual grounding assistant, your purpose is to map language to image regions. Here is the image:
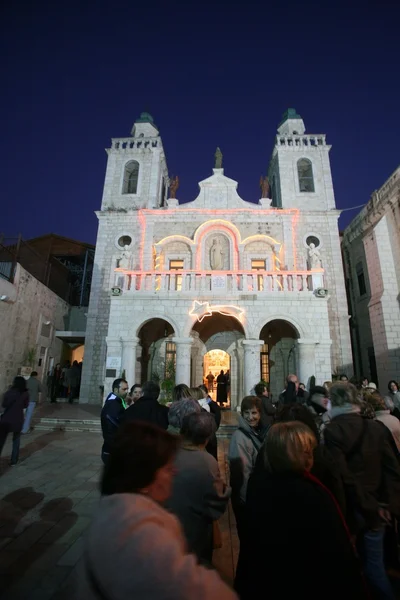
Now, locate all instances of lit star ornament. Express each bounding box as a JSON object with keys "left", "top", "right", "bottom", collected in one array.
[{"left": 189, "top": 301, "right": 245, "bottom": 323}]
